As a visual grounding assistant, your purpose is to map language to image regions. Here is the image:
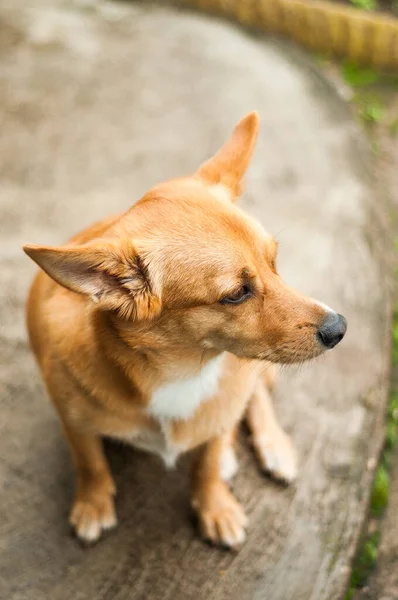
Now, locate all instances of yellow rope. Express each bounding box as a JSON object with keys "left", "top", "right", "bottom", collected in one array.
[{"left": 175, "top": 0, "right": 398, "bottom": 69}]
